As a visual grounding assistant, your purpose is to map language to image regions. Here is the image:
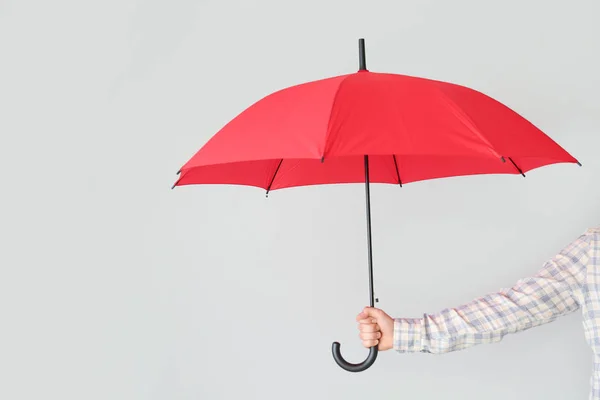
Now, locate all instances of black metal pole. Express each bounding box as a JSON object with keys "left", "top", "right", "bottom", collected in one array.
[
  {"left": 359, "top": 38, "right": 374, "bottom": 309},
  {"left": 364, "top": 155, "right": 375, "bottom": 308},
  {"left": 331, "top": 39, "right": 379, "bottom": 373}
]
